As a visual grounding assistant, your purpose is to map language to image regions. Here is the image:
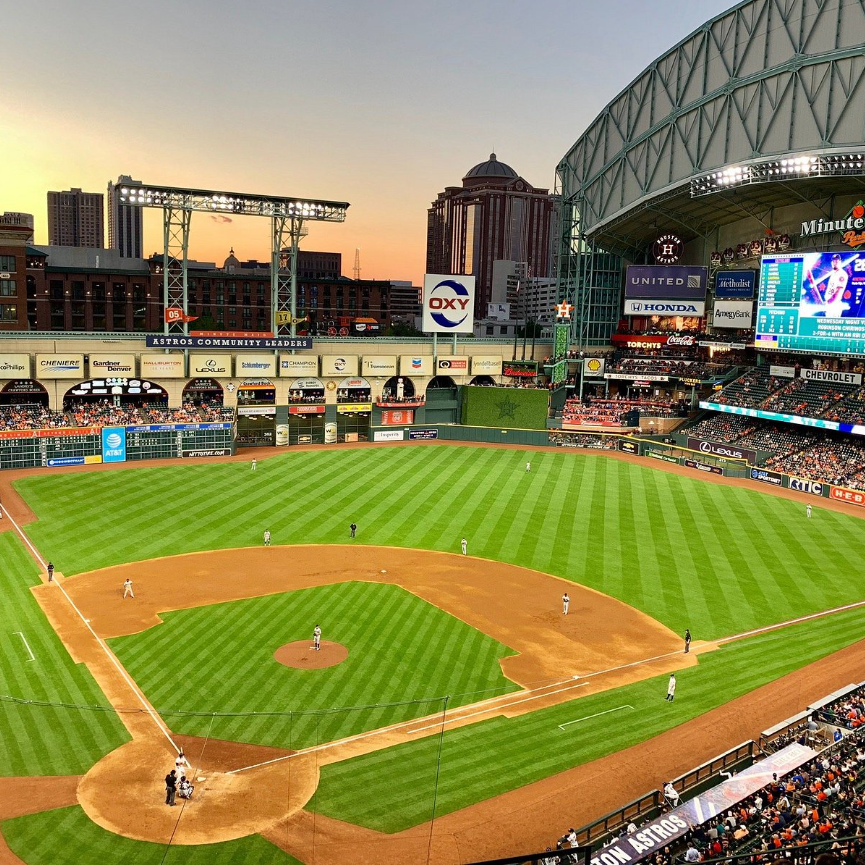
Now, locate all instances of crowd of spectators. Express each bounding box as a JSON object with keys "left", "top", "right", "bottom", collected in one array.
[
  {"left": 763, "top": 380, "right": 858, "bottom": 417},
  {"left": 815, "top": 687, "right": 865, "bottom": 732},
  {"left": 685, "top": 414, "right": 756, "bottom": 442},
  {"left": 548, "top": 432, "right": 617, "bottom": 450},
  {"left": 0, "top": 401, "right": 234, "bottom": 431},
  {"left": 607, "top": 358, "right": 720, "bottom": 379},
  {"left": 712, "top": 369, "right": 792, "bottom": 408},
  {"left": 766, "top": 436, "right": 865, "bottom": 490},
  {"left": 288, "top": 390, "right": 325, "bottom": 404}
]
